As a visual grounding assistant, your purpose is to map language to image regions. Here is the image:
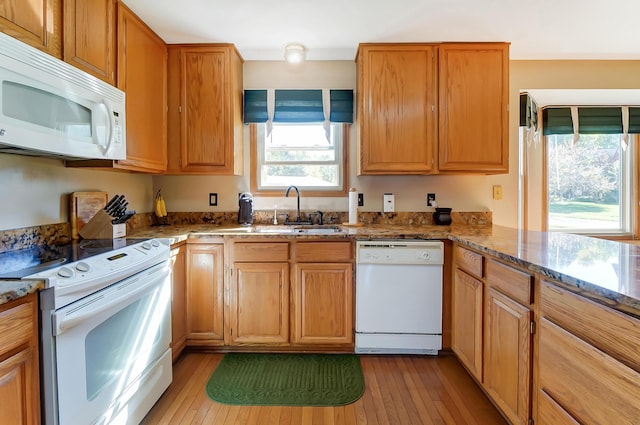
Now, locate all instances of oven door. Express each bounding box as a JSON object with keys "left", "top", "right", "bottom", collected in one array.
[{"left": 51, "top": 261, "right": 171, "bottom": 425}]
